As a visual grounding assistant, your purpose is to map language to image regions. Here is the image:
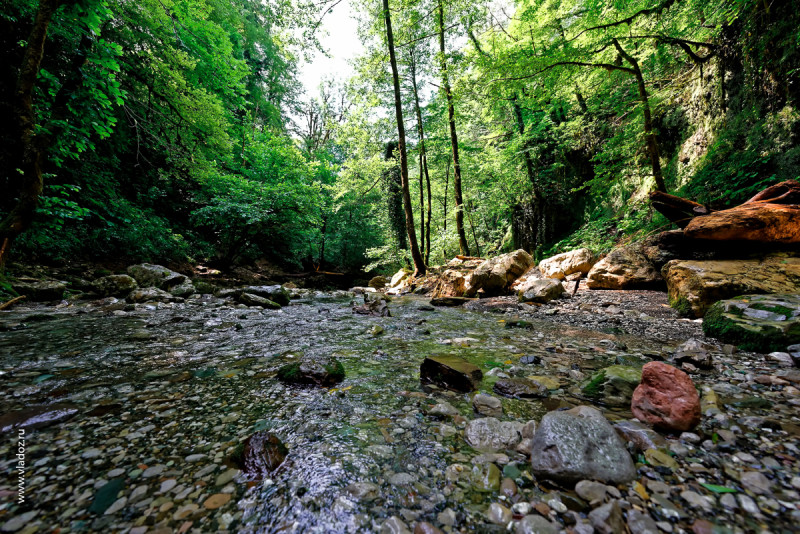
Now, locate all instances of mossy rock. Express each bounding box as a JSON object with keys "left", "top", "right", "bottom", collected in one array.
[
  {"left": 276, "top": 356, "right": 345, "bottom": 387},
  {"left": 669, "top": 296, "right": 693, "bottom": 318},
  {"left": 582, "top": 365, "right": 642, "bottom": 406},
  {"left": 703, "top": 294, "right": 800, "bottom": 353}
]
